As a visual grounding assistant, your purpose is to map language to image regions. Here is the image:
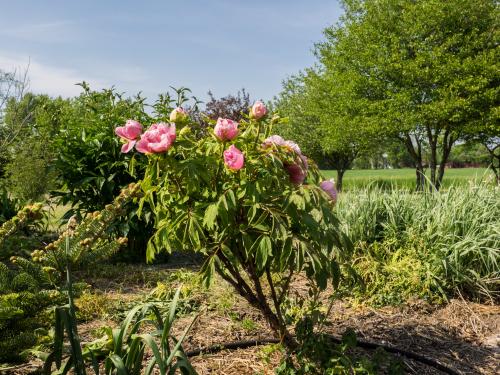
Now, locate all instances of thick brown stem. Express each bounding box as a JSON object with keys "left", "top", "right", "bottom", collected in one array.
[
  {"left": 216, "top": 251, "right": 297, "bottom": 349},
  {"left": 217, "top": 252, "right": 257, "bottom": 302},
  {"left": 246, "top": 263, "right": 297, "bottom": 349},
  {"left": 265, "top": 268, "right": 286, "bottom": 328}
]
